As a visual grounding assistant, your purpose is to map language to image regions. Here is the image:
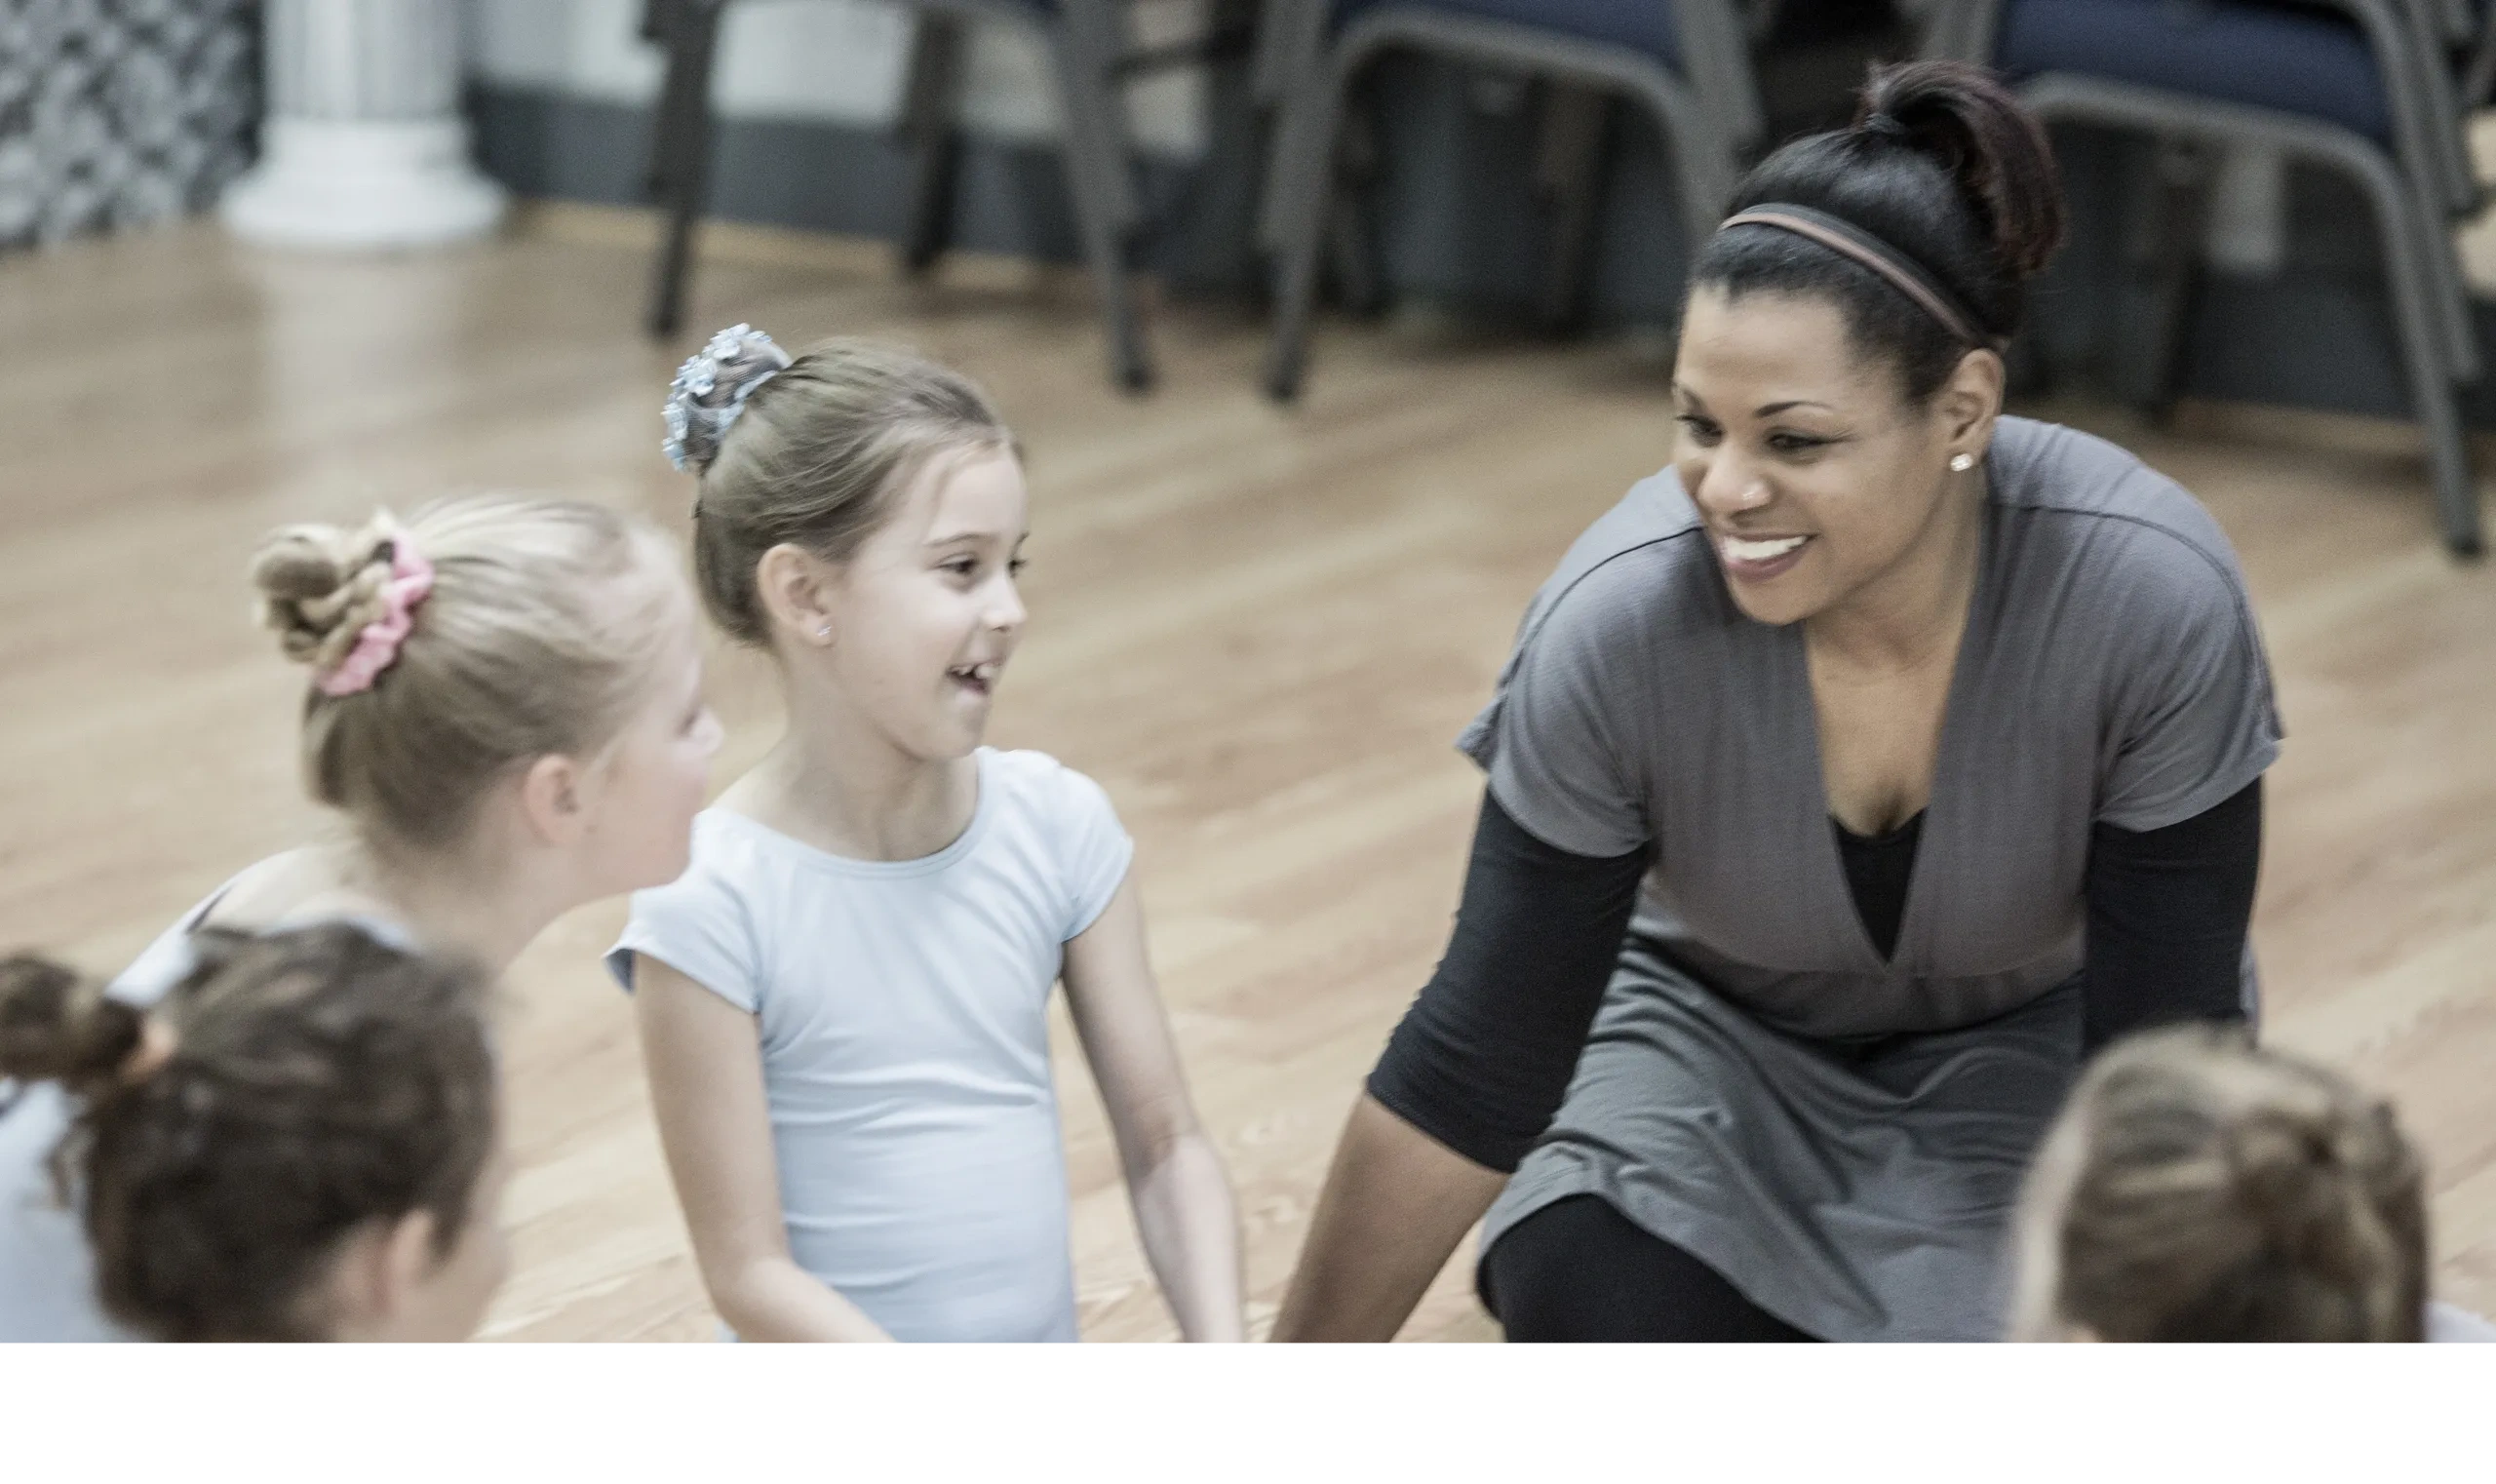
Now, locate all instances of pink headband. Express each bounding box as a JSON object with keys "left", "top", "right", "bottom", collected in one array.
[{"left": 316, "top": 538, "right": 436, "bottom": 698}]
